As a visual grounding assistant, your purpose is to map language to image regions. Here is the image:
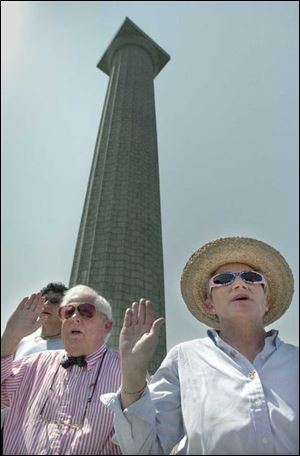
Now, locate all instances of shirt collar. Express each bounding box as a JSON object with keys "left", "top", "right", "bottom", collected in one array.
[
  {"left": 85, "top": 343, "right": 108, "bottom": 370},
  {"left": 207, "top": 328, "right": 280, "bottom": 358},
  {"left": 63, "top": 343, "right": 108, "bottom": 371}
]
